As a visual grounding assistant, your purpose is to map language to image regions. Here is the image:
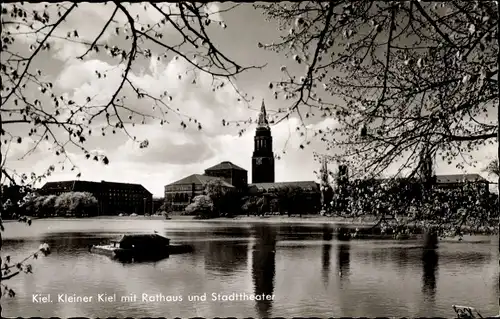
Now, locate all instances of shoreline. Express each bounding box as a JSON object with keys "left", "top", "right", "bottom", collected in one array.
[
  {"left": 192, "top": 215, "right": 380, "bottom": 226},
  {"left": 4, "top": 215, "right": 498, "bottom": 236},
  {"left": 5, "top": 214, "right": 380, "bottom": 226}
]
